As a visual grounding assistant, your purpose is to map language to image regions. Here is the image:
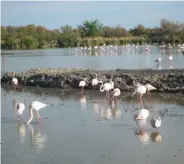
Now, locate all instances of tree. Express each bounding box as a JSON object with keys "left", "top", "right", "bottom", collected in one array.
[
  {"left": 78, "top": 19, "right": 103, "bottom": 37},
  {"left": 22, "top": 36, "right": 39, "bottom": 49}
]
